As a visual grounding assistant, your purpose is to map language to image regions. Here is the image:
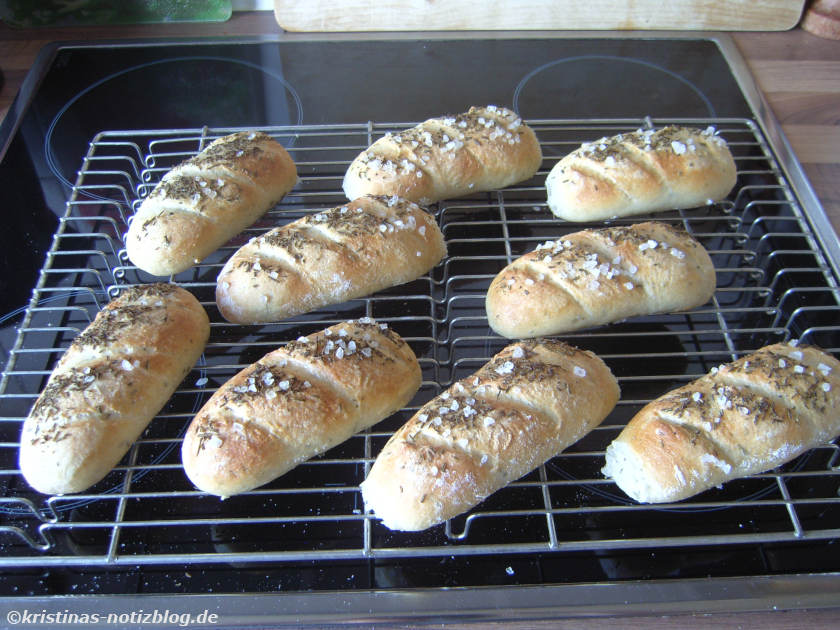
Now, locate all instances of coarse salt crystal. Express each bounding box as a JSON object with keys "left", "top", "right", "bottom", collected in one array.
[
  {"left": 511, "top": 346, "right": 525, "bottom": 359},
  {"left": 195, "top": 377, "right": 208, "bottom": 387},
  {"left": 823, "top": 382, "right": 832, "bottom": 392},
  {"left": 671, "top": 140, "right": 687, "bottom": 155},
  {"left": 278, "top": 380, "right": 290, "bottom": 391},
  {"left": 624, "top": 281, "right": 634, "bottom": 290},
  {"left": 573, "top": 366, "right": 587, "bottom": 378},
  {"left": 483, "top": 417, "right": 495, "bottom": 427},
  {"left": 121, "top": 359, "right": 134, "bottom": 371},
  {"left": 495, "top": 361, "right": 515, "bottom": 375}
]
